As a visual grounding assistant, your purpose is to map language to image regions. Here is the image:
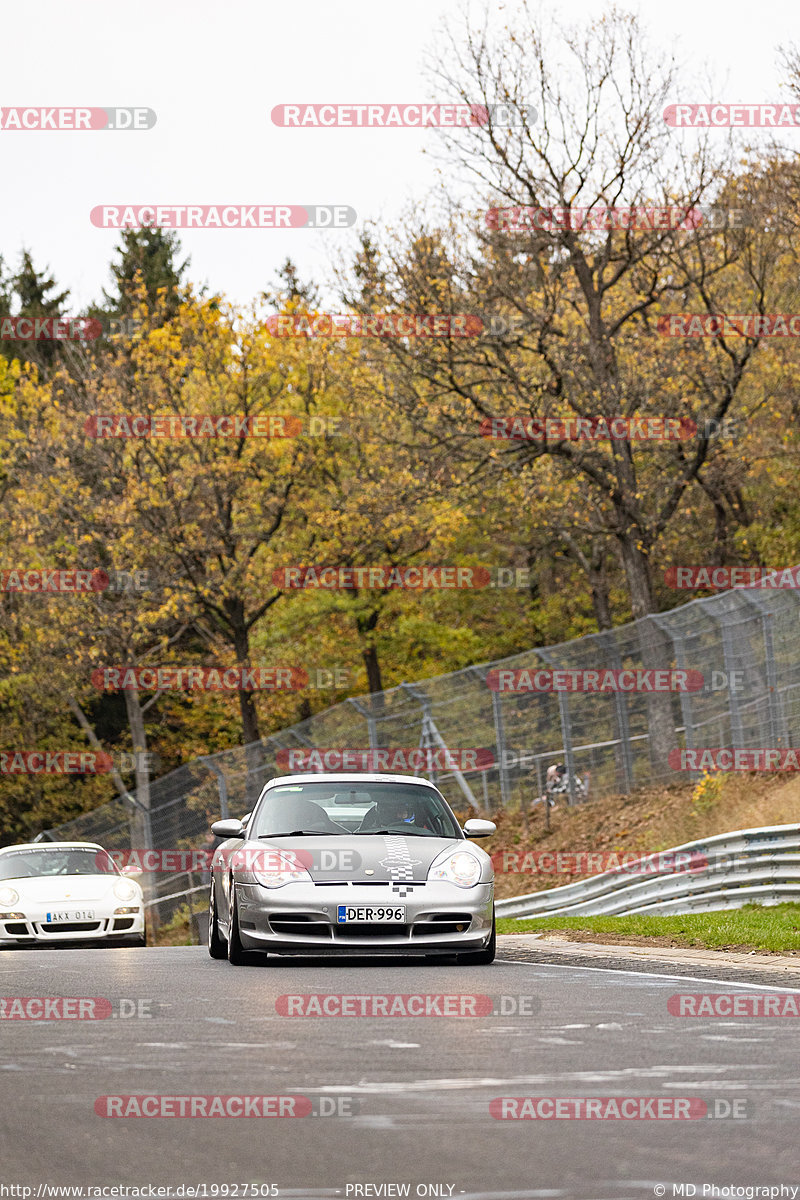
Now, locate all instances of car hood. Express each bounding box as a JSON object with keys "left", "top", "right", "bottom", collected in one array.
[
  {"left": 239, "top": 834, "right": 468, "bottom": 883},
  {"left": 3, "top": 875, "right": 121, "bottom": 903}
]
